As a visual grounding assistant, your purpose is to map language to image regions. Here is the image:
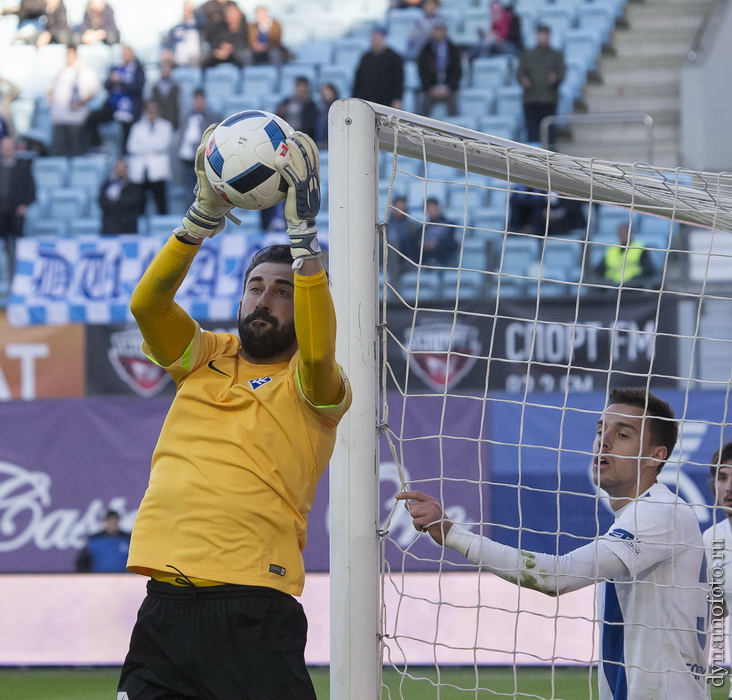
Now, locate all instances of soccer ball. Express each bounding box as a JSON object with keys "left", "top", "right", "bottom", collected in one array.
[{"left": 204, "top": 110, "right": 294, "bottom": 210}]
